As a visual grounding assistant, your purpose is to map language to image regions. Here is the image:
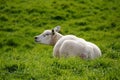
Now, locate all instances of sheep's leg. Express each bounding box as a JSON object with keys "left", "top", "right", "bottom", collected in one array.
[
  {"left": 53, "top": 43, "right": 62, "bottom": 58},
  {"left": 59, "top": 46, "right": 69, "bottom": 58},
  {"left": 80, "top": 53, "right": 87, "bottom": 59},
  {"left": 59, "top": 40, "right": 73, "bottom": 58},
  {"left": 86, "top": 45, "right": 94, "bottom": 59},
  {"left": 53, "top": 48, "right": 60, "bottom": 58}
]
